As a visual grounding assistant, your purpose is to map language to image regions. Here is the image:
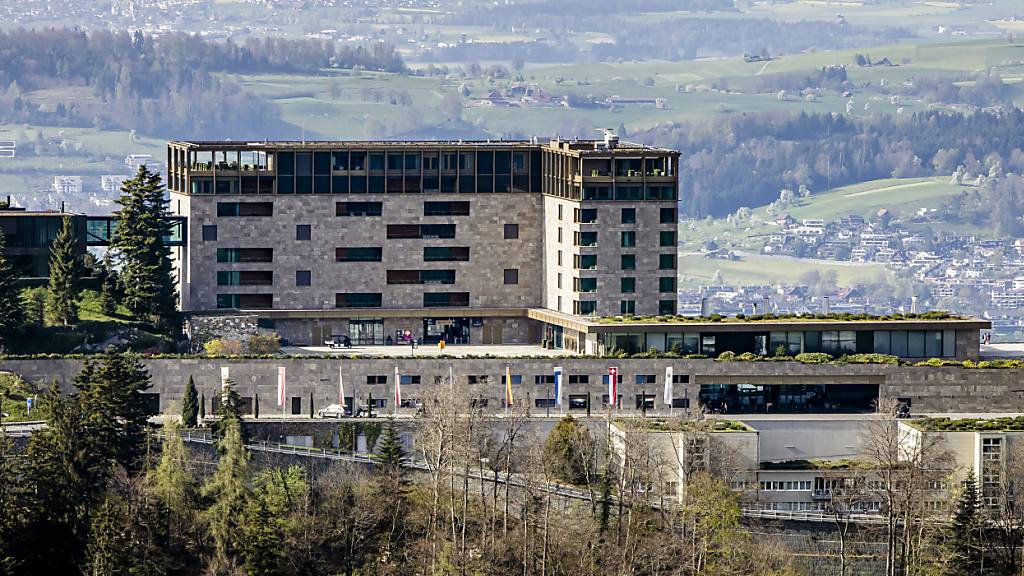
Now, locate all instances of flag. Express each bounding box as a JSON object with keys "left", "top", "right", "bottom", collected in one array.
[
  {"left": 339, "top": 366, "right": 346, "bottom": 407},
  {"left": 394, "top": 366, "right": 402, "bottom": 407},
  {"left": 277, "top": 366, "right": 286, "bottom": 407},
  {"left": 553, "top": 366, "right": 563, "bottom": 406},
  {"left": 664, "top": 366, "right": 674, "bottom": 406},
  {"left": 505, "top": 365, "right": 514, "bottom": 406},
  {"left": 220, "top": 366, "right": 230, "bottom": 389},
  {"left": 608, "top": 366, "right": 618, "bottom": 408},
  {"left": 449, "top": 365, "right": 454, "bottom": 391}
]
